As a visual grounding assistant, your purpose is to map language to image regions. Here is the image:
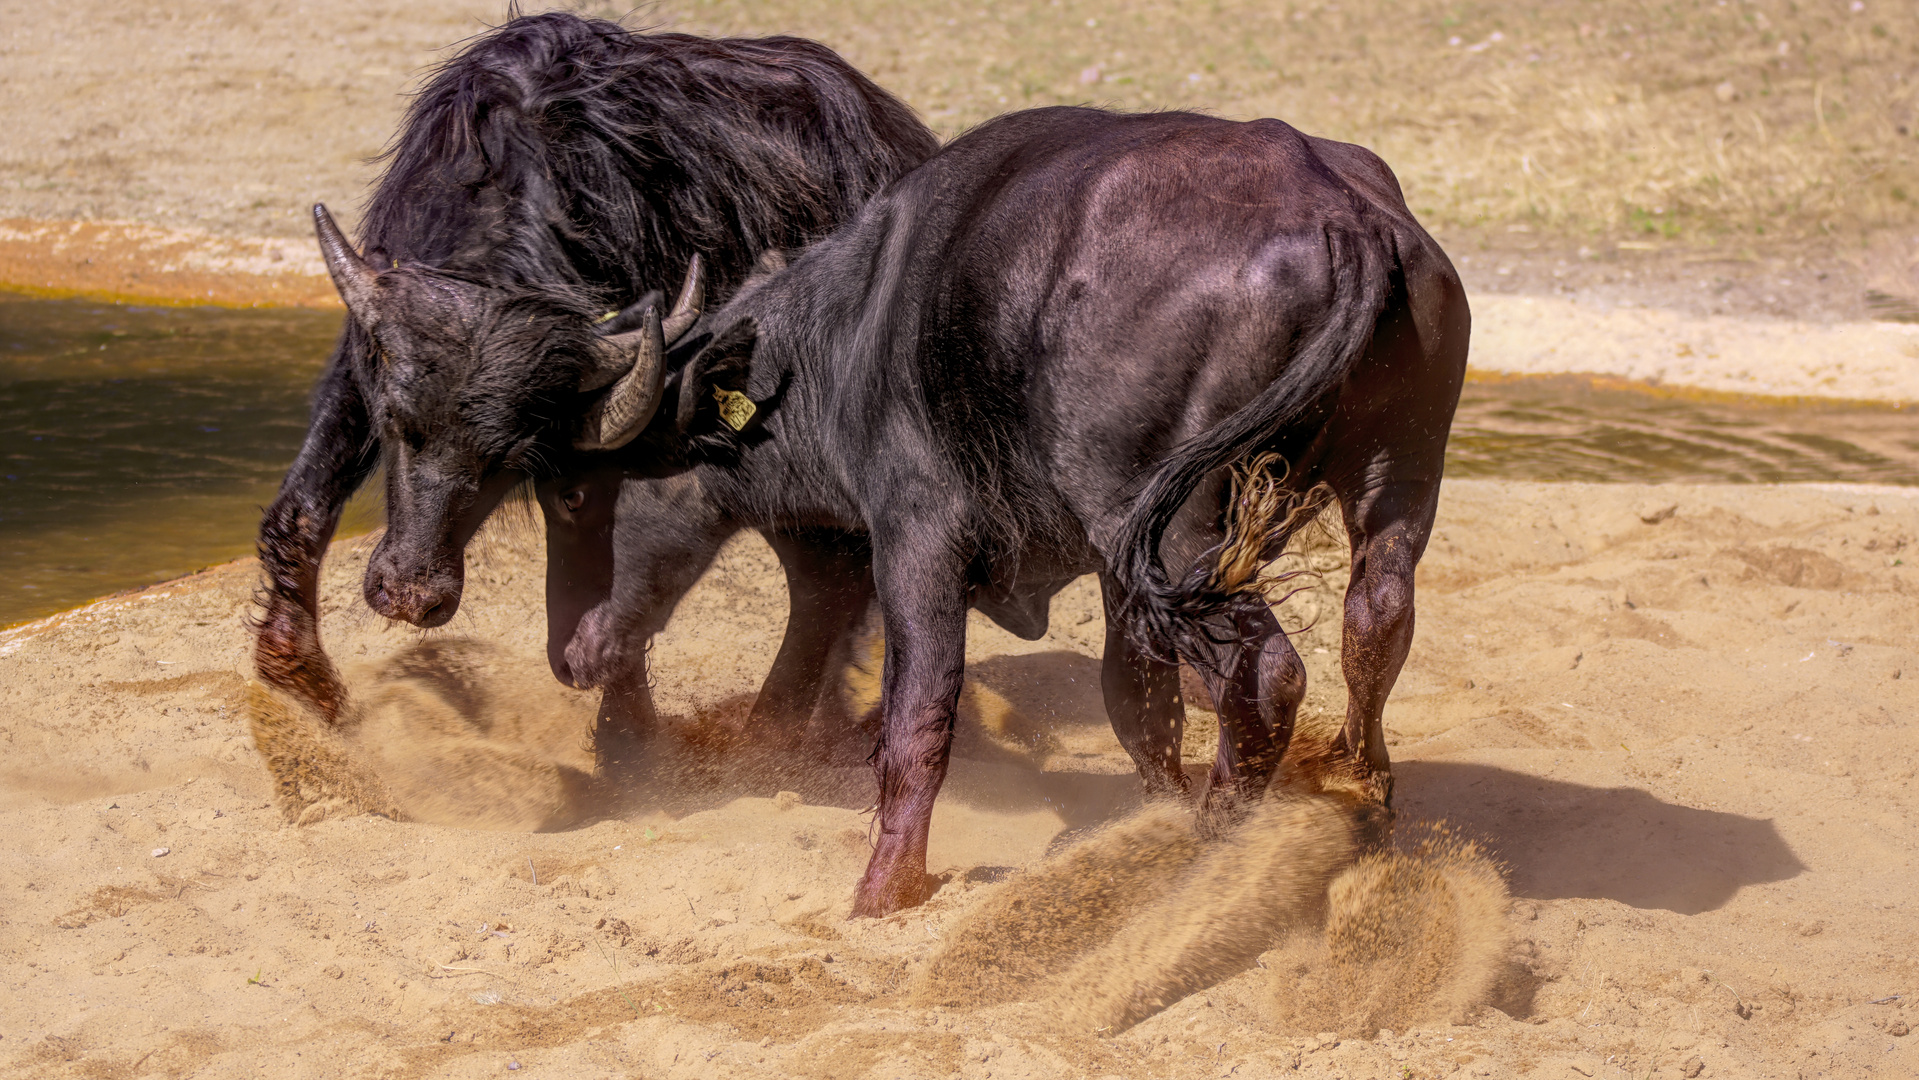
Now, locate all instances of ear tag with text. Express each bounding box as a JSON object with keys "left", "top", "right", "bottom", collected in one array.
[{"left": 713, "top": 387, "right": 756, "bottom": 431}]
